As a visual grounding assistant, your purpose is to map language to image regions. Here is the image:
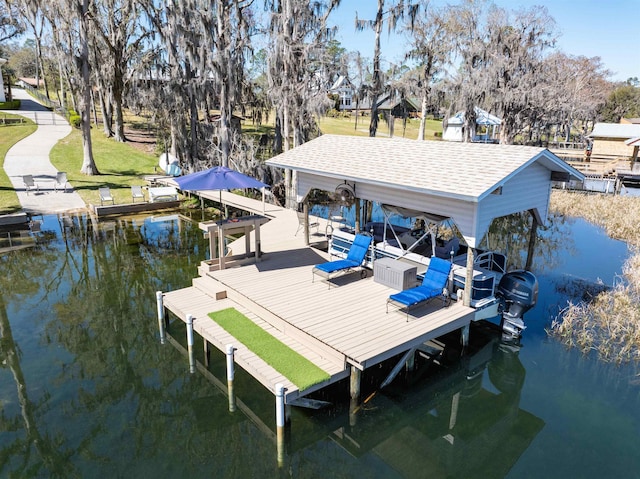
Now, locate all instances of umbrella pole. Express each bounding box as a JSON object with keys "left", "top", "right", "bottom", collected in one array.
[{"left": 219, "top": 190, "right": 229, "bottom": 218}]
